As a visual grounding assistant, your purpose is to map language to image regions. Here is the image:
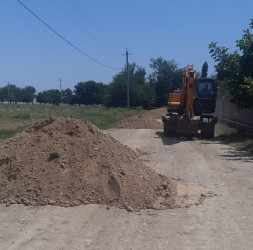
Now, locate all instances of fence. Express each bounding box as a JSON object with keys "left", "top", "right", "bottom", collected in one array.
[{"left": 215, "top": 98, "right": 253, "bottom": 134}]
